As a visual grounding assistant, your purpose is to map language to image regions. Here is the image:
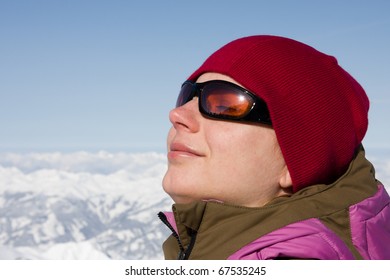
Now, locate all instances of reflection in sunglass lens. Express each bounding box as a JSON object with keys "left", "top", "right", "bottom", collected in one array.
[{"left": 202, "top": 88, "right": 254, "bottom": 118}]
